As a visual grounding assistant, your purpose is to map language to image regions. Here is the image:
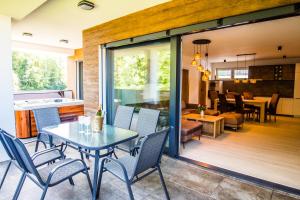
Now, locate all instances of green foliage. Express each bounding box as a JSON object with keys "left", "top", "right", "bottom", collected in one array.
[
  {"left": 114, "top": 48, "right": 170, "bottom": 91},
  {"left": 12, "top": 51, "right": 67, "bottom": 91}
]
